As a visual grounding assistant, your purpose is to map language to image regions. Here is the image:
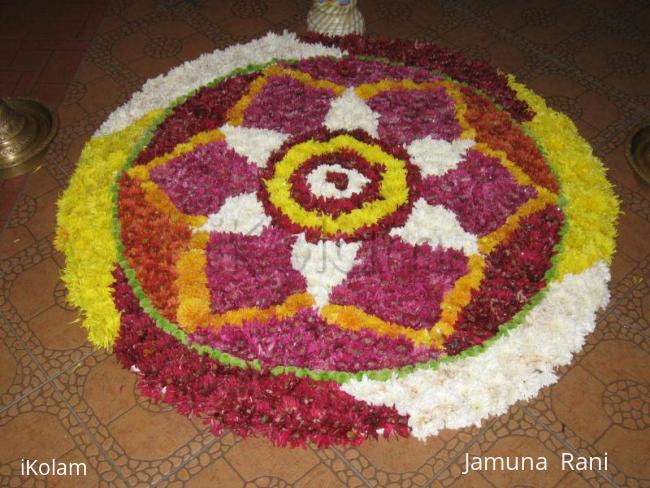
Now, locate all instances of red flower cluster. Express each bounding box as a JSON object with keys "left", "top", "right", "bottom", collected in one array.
[
  {"left": 117, "top": 174, "right": 191, "bottom": 319},
  {"left": 299, "top": 33, "right": 534, "bottom": 122},
  {"left": 135, "top": 73, "right": 260, "bottom": 165},
  {"left": 445, "top": 205, "right": 563, "bottom": 354},
  {"left": 112, "top": 267, "right": 410, "bottom": 448}
]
